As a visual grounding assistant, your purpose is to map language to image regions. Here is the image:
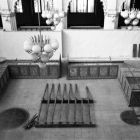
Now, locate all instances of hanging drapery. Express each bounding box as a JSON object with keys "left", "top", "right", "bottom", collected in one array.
[
  {"left": 87, "top": 0, "right": 94, "bottom": 12},
  {"left": 70, "top": 0, "right": 77, "bottom": 12},
  {"left": 12, "top": 0, "right": 23, "bottom": 13},
  {"left": 41, "top": 0, "right": 53, "bottom": 12},
  {"left": 77, "top": 0, "right": 83, "bottom": 12},
  {"left": 83, "top": 0, "right": 87, "bottom": 12},
  {"left": 70, "top": 0, "right": 94, "bottom": 13}
]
